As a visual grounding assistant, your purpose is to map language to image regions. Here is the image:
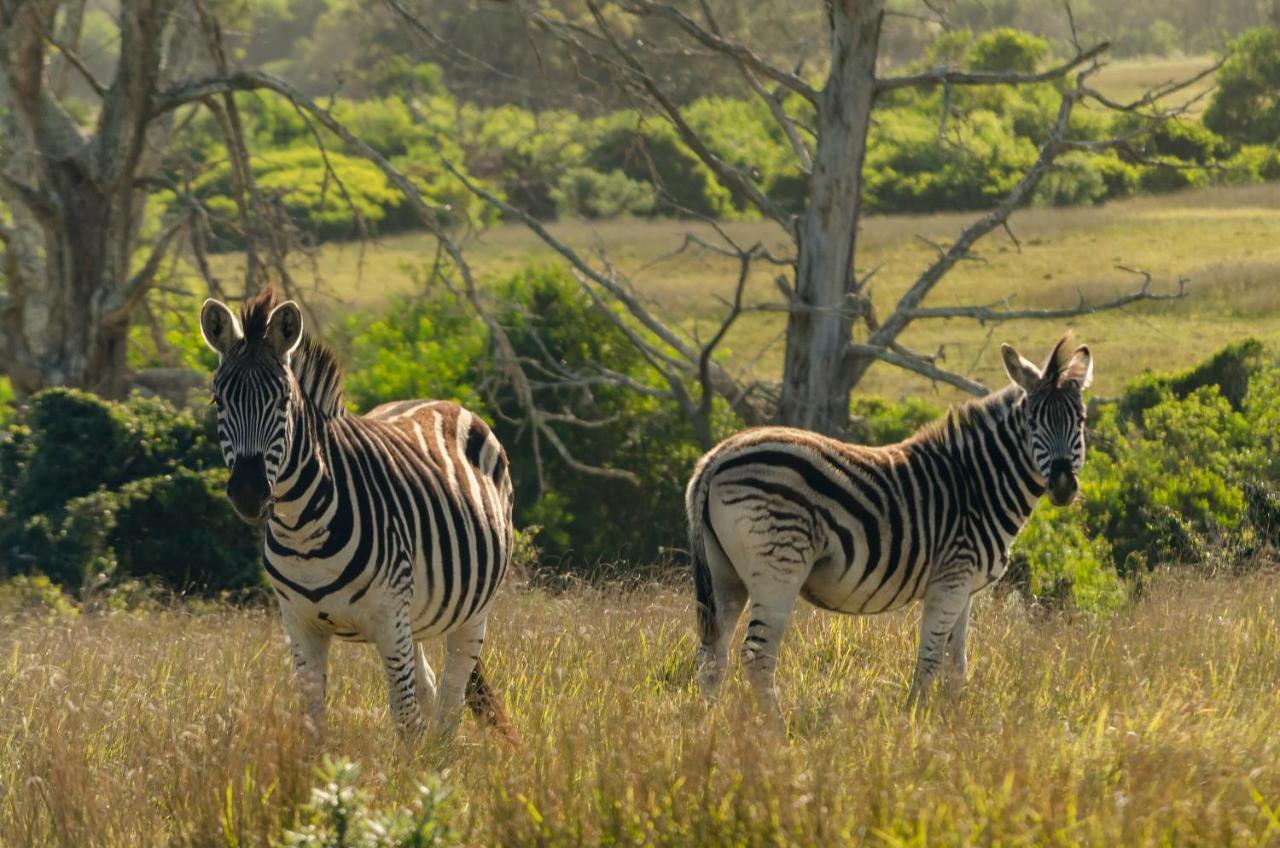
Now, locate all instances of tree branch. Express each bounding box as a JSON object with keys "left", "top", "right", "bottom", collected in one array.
[
  {"left": 846, "top": 344, "right": 990, "bottom": 396},
  {"left": 876, "top": 41, "right": 1109, "bottom": 95},
  {"left": 906, "top": 270, "right": 1189, "bottom": 323},
  {"left": 623, "top": 0, "right": 819, "bottom": 104}
]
